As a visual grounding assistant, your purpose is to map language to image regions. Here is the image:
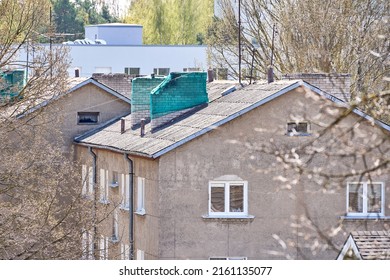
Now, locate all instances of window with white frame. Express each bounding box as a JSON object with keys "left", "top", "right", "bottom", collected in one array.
[
  {"left": 121, "top": 174, "right": 130, "bottom": 210},
  {"left": 153, "top": 68, "right": 170, "bottom": 76},
  {"left": 109, "top": 171, "right": 119, "bottom": 188},
  {"left": 347, "top": 182, "right": 384, "bottom": 217},
  {"left": 136, "top": 249, "right": 145, "bottom": 260},
  {"left": 111, "top": 209, "right": 119, "bottom": 242},
  {"left": 209, "top": 180, "right": 248, "bottom": 217},
  {"left": 82, "top": 165, "right": 93, "bottom": 198},
  {"left": 99, "top": 235, "right": 109, "bottom": 260},
  {"left": 286, "top": 122, "right": 310, "bottom": 136},
  {"left": 81, "top": 229, "right": 94, "bottom": 260},
  {"left": 136, "top": 177, "right": 145, "bottom": 214},
  {"left": 120, "top": 243, "right": 129, "bottom": 260},
  {"left": 124, "top": 67, "right": 140, "bottom": 76},
  {"left": 99, "top": 169, "right": 109, "bottom": 203}
]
